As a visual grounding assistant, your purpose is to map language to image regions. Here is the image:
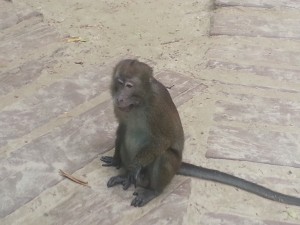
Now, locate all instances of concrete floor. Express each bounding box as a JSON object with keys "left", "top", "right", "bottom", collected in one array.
[{"left": 1, "top": 0, "right": 300, "bottom": 224}]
